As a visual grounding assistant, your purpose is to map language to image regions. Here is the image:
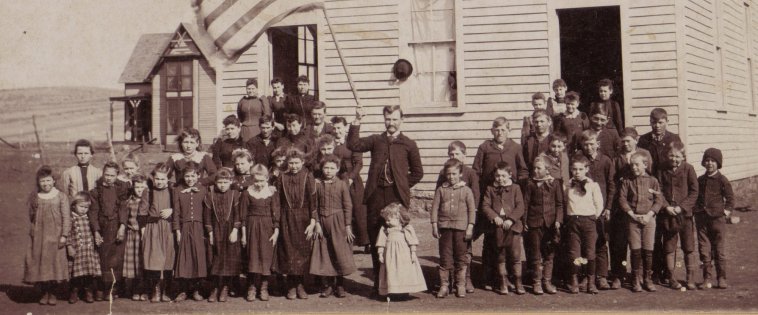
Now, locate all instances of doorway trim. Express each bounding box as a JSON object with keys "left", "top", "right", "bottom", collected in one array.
[{"left": 547, "top": 0, "right": 632, "bottom": 125}]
